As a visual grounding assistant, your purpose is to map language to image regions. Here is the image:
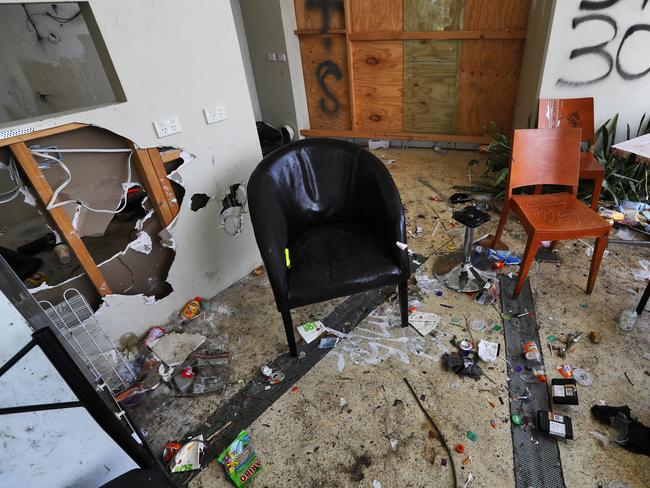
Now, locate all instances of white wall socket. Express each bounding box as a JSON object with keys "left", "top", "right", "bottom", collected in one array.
[
  {"left": 153, "top": 116, "right": 182, "bottom": 138},
  {"left": 277, "top": 53, "right": 287, "bottom": 62},
  {"left": 204, "top": 105, "right": 227, "bottom": 124}
]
